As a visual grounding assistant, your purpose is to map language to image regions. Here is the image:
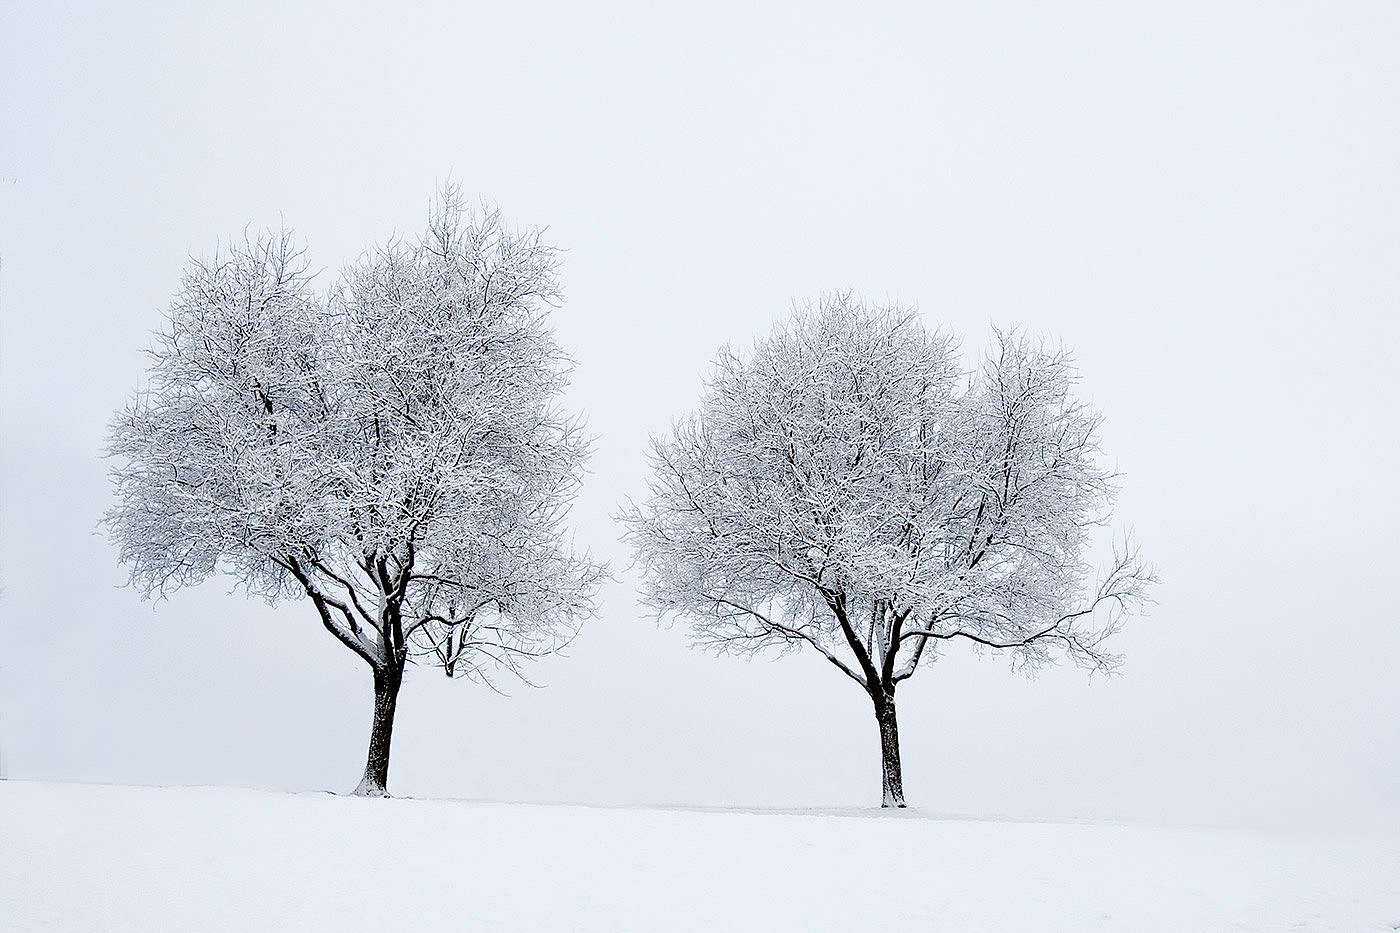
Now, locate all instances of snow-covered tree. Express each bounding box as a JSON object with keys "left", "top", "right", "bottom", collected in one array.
[
  {"left": 107, "top": 192, "right": 603, "bottom": 795},
  {"left": 621, "top": 294, "right": 1153, "bottom": 807}
]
